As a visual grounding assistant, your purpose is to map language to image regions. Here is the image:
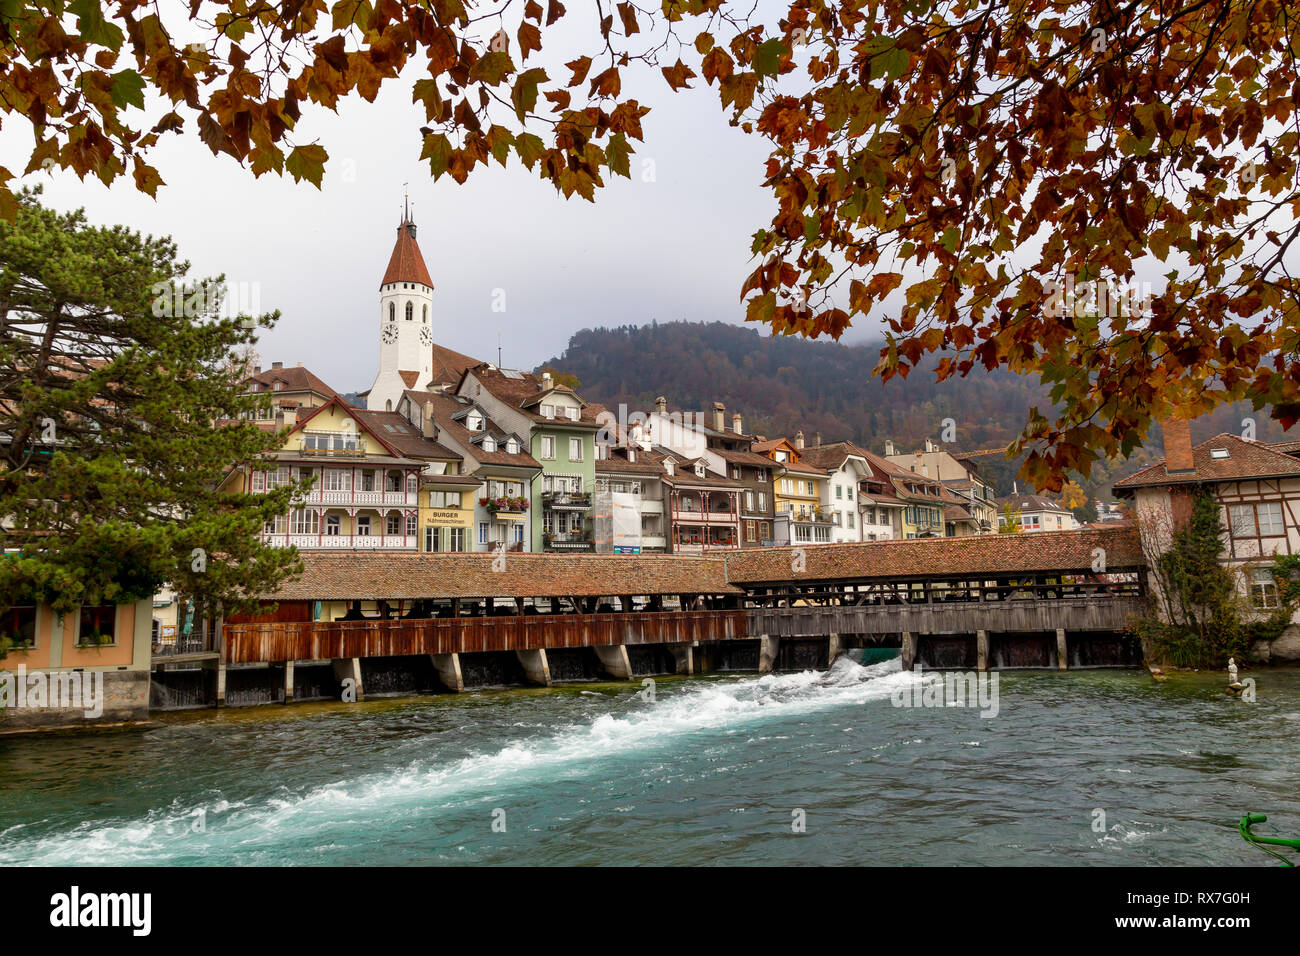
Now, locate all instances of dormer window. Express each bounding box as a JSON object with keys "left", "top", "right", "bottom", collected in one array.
[
  {"left": 541, "top": 403, "right": 554, "bottom": 418},
  {"left": 482, "top": 437, "right": 496, "bottom": 453},
  {"left": 506, "top": 438, "right": 519, "bottom": 454},
  {"left": 566, "top": 407, "right": 579, "bottom": 421},
  {"left": 466, "top": 412, "right": 483, "bottom": 431},
  {"left": 665, "top": 459, "right": 675, "bottom": 476},
  {"left": 695, "top": 463, "right": 705, "bottom": 477}
]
